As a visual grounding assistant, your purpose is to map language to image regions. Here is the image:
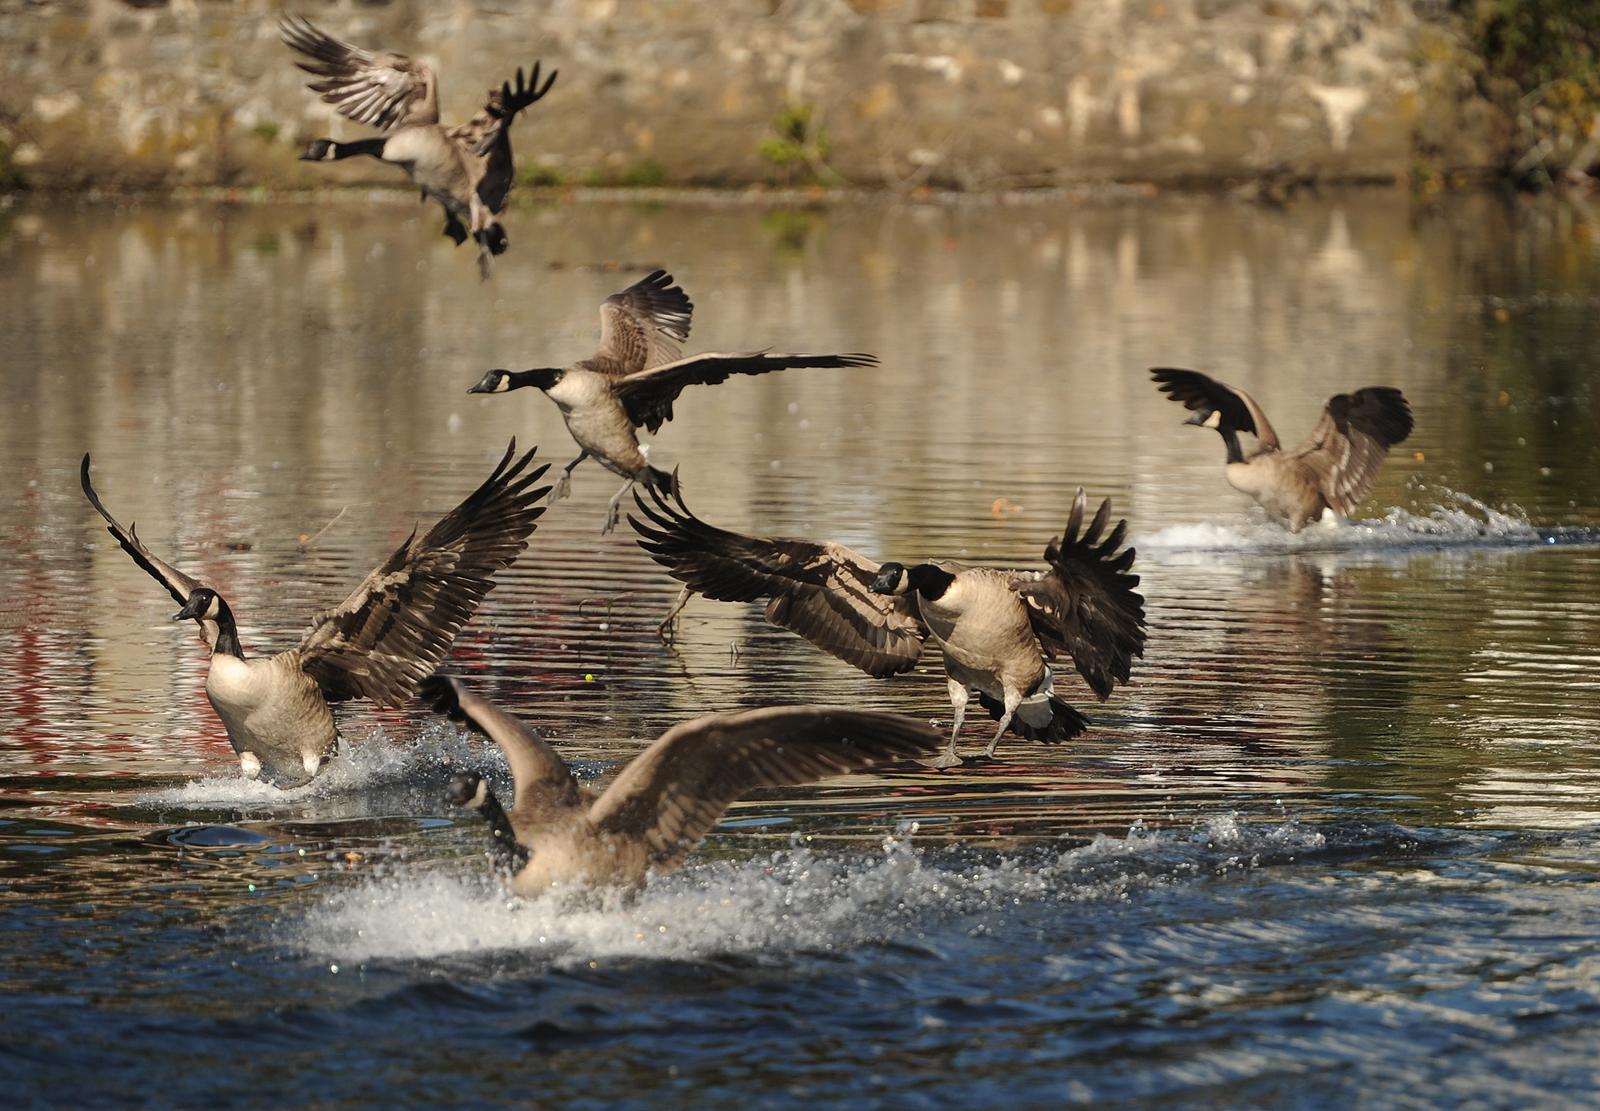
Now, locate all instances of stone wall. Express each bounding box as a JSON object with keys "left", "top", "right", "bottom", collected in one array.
[{"left": 0, "top": 0, "right": 1502, "bottom": 191}]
